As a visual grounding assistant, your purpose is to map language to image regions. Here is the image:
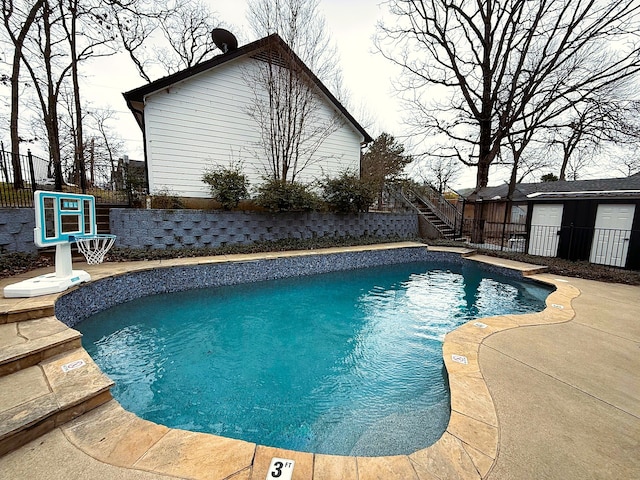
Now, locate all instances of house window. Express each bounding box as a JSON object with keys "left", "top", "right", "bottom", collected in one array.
[{"left": 511, "top": 205, "right": 527, "bottom": 224}]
